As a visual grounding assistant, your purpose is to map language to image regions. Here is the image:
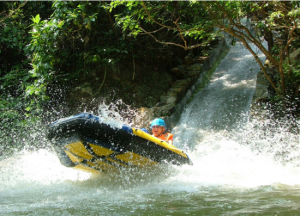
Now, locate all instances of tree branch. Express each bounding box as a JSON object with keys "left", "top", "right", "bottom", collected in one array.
[
  {"left": 173, "top": 17, "right": 187, "bottom": 49},
  {"left": 139, "top": 25, "right": 211, "bottom": 50},
  {"left": 0, "top": 0, "right": 28, "bottom": 23},
  {"left": 141, "top": 1, "right": 178, "bottom": 32}
]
